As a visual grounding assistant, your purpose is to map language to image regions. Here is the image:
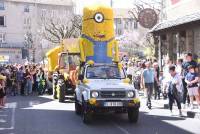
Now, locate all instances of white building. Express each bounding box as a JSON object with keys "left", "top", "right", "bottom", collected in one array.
[
  {"left": 0, "top": 0, "right": 74, "bottom": 63},
  {"left": 114, "top": 8, "right": 149, "bottom": 57},
  {"left": 164, "top": 0, "right": 200, "bottom": 20}
]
